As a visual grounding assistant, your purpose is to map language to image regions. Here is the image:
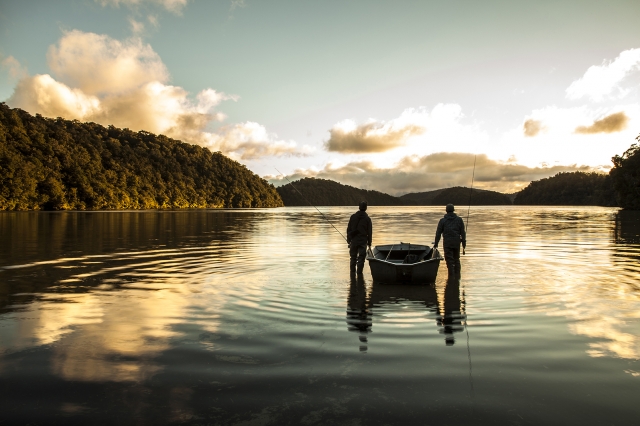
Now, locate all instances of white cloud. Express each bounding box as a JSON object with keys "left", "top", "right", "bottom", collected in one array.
[
  {"left": 47, "top": 30, "right": 168, "bottom": 95},
  {"left": 230, "top": 0, "right": 246, "bottom": 11},
  {"left": 1, "top": 55, "right": 28, "bottom": 81},
  {"left": 325, "top": 110, "right": 425, "bottom": 153},
  {"left": 503, "top": 104, "right": 640, "bottom": 169},
  {"left": 321, "top": 104, "right": 489, "bottom": 170},
  {"left": 98, "top": 0, "right": 189, "bottom": 14},
  {"left": 210, "top": 122, "right": 314, "bottom": 160},
  {"left": 128, "top": 17, "right": 146, "bottom": 35},
  {"left": 7, "top": 30, "right": 307, "bottom": 160},
  {"left": 147, "top": 14, "right": 160, "bottom": 27},
  {"left": 566, "top": 48, "right": 640, "bottom": 102},
  {"left": 10, "top": 74, "right": 101, "bottom": 119}
]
